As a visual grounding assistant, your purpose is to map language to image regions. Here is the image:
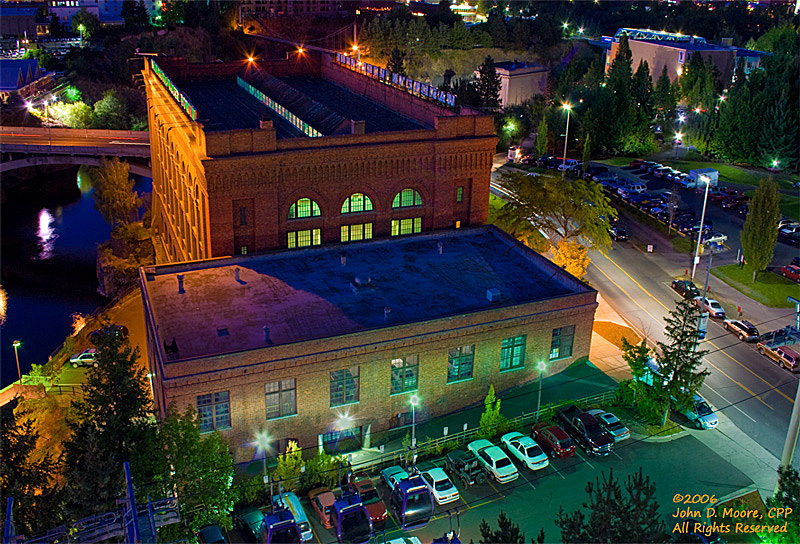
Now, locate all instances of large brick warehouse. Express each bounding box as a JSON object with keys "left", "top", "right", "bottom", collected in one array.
[
  {"left": 139, "top": 226, "right": 598, "bottom": 463},
  {"left": 142, "top": 52, "right": 497, "bottom": 264}
]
